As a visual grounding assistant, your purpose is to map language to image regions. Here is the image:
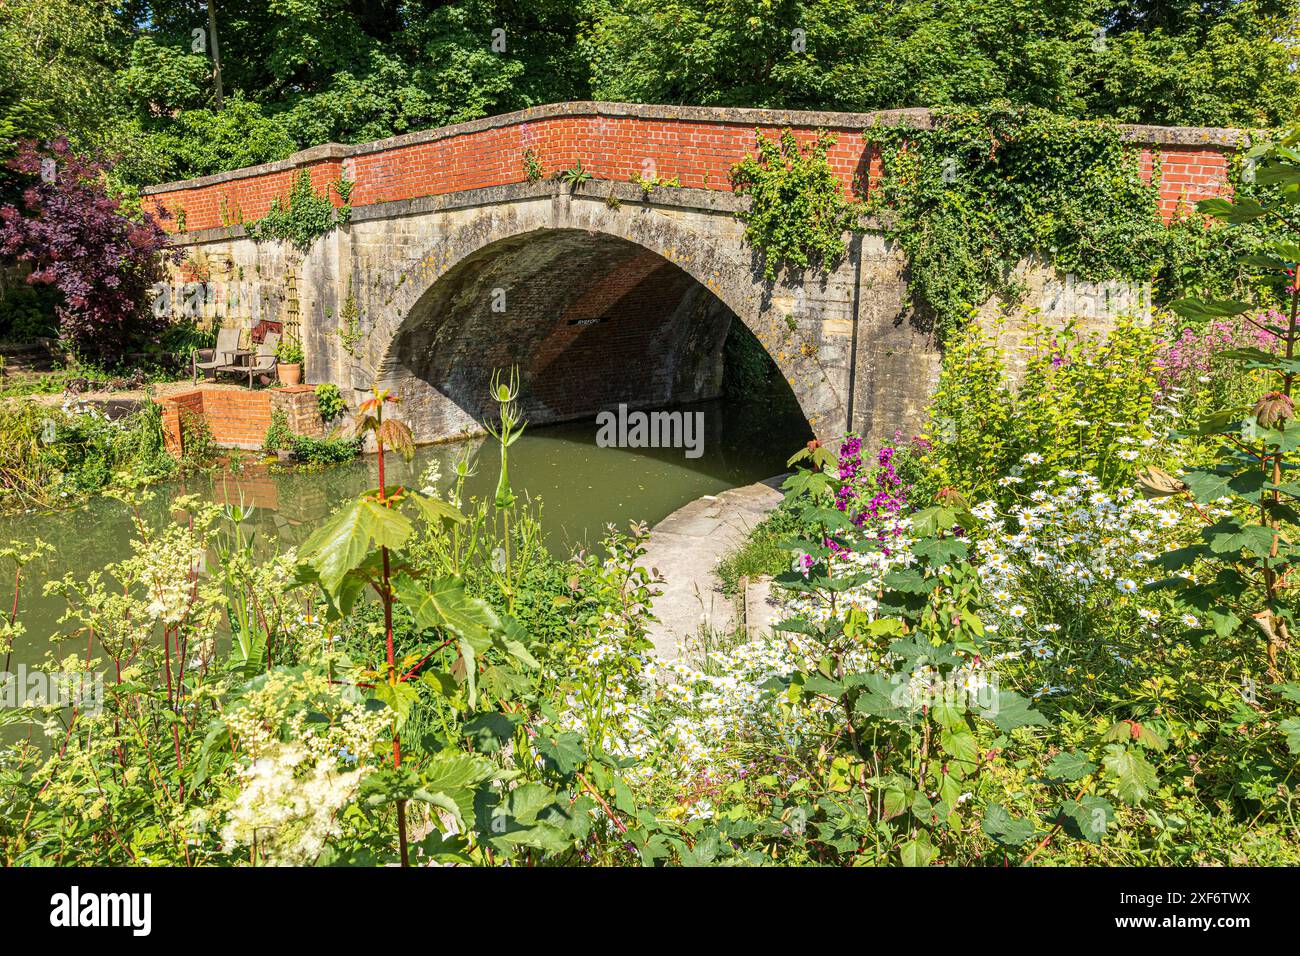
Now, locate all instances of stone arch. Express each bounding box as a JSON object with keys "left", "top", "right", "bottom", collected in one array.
[{"left": 362, "top": 191, "right": 847, "bottom": 441}]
